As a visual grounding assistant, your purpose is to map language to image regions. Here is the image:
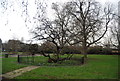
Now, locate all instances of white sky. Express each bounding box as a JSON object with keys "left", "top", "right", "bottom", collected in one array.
[{"left": 0, "top": 0, "right": 119, "bottom": 43}]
